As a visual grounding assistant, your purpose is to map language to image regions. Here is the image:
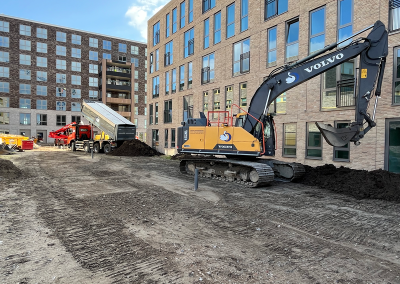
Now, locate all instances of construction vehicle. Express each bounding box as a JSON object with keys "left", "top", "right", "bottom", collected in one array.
[
  {"left": 177, "top": 21, "right": 388, "bottom": 187},
  {"left": 49, "top": 100, "right": 136, "bottom": 153}
]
